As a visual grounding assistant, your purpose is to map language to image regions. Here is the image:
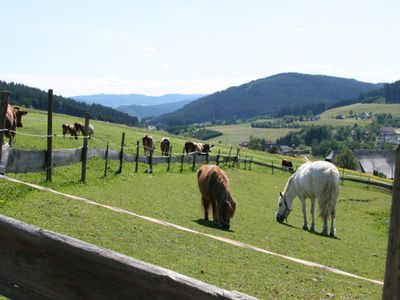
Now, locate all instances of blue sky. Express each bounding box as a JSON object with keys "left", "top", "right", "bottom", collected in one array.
[{"left": 1, "top": 0, "right": 399, "bottom": 96}]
